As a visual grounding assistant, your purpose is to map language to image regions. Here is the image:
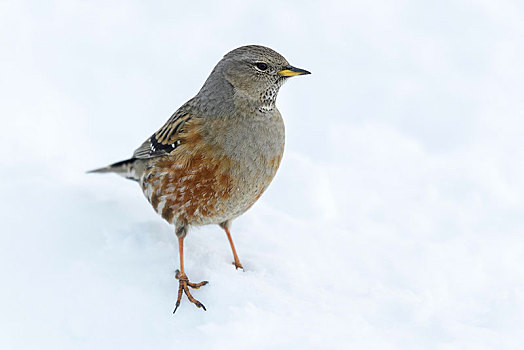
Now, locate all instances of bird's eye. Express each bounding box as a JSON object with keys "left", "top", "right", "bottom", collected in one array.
[{"left": 255, "top": 62, "right": 268, "bottom": 71}]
